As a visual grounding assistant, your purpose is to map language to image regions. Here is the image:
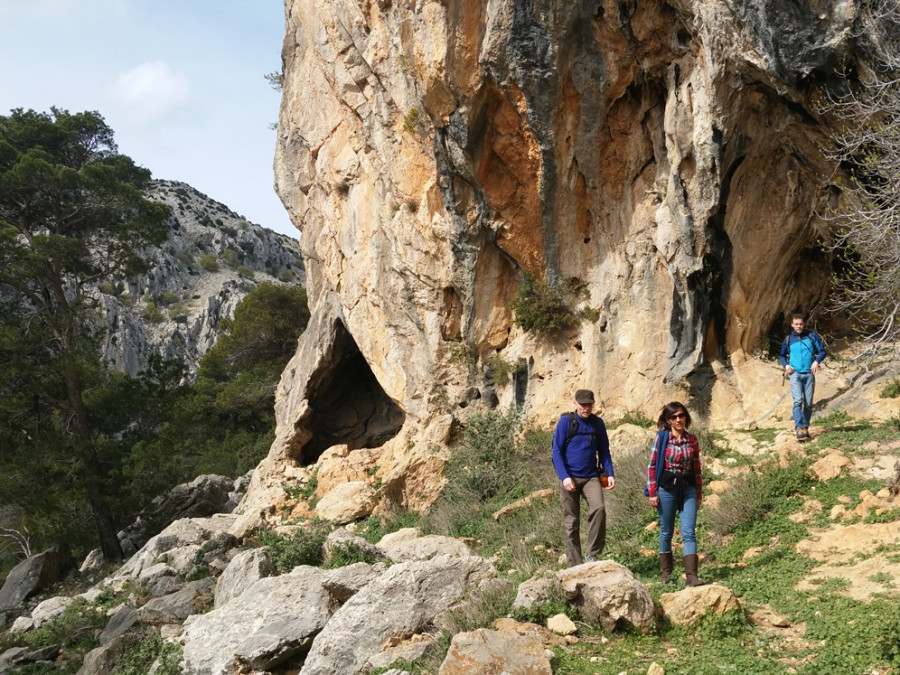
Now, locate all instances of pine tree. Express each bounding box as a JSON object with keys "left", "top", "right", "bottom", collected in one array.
[{"left": 0, "top": 108, "right": 170, "bottom": 560}]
